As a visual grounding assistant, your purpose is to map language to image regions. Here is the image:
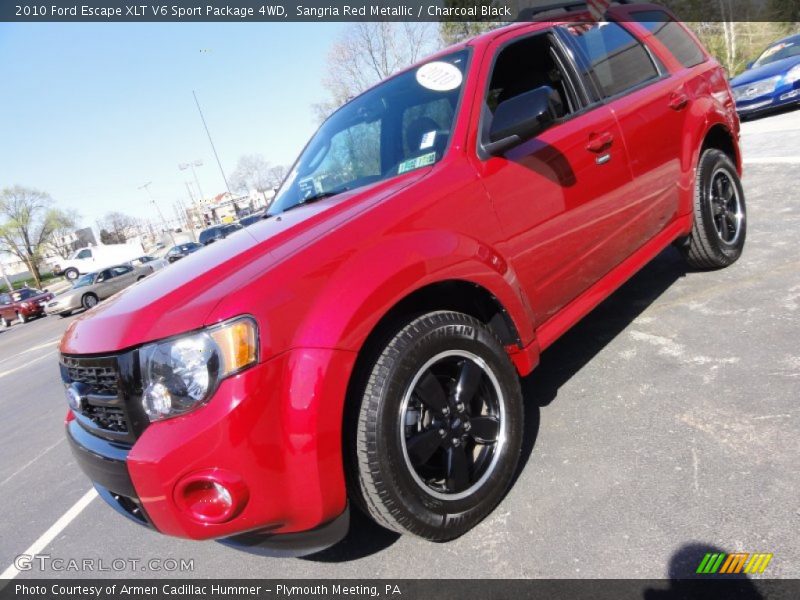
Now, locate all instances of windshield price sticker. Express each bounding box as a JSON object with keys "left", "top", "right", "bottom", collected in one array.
[
  {"left": 398, "top": 152, "right": 437, "bottom": 174},
  {"left": 416, "top": 62, "right": 463, "bottom": 92}
]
